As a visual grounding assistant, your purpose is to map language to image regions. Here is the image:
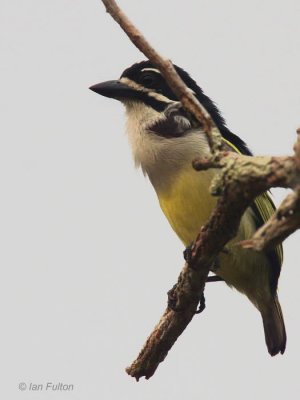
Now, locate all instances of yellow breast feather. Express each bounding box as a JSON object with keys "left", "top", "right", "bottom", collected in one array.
[{"left": 157, "top": 167, "right": 217, "bottom": 246}]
